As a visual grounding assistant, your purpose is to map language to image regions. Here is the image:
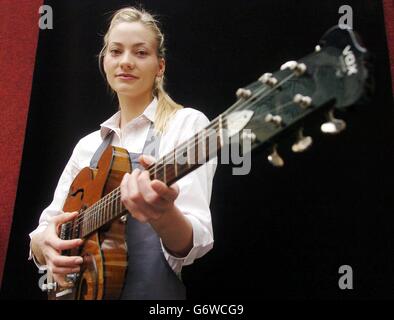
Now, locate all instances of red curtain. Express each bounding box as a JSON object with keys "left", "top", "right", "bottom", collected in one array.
[
  {"left": 0, "top": 0, "right": 43, "bottom": 286},
  {"left": 383, "top": 0, "right": 394, "bottom": 95}
]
